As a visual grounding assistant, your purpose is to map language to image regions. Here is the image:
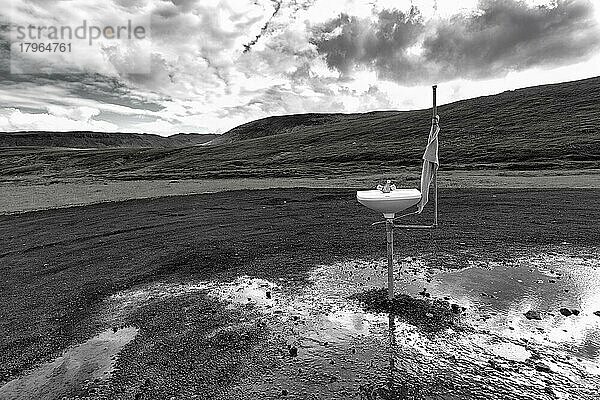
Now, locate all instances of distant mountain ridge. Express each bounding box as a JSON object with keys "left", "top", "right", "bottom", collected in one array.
[
  {"left": 0, "top": 131, "right": 216, "bottom": 148},
  {"left": 0, "top": 76, "right": 598, "bottom": 181}
]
